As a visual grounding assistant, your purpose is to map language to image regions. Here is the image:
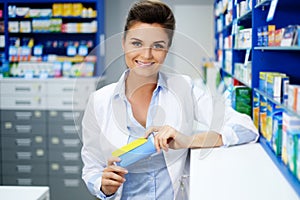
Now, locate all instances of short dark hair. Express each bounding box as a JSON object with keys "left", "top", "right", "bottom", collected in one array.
[{"left": 124, "top": 0, "right": 175, "bottom": 46}]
